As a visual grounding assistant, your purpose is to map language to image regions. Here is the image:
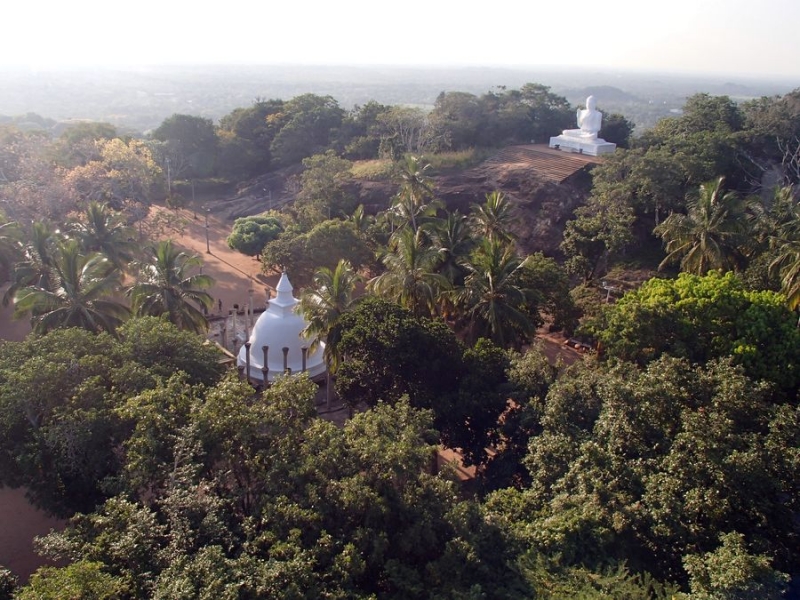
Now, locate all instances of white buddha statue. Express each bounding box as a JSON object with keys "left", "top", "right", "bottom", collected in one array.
[
  {"left": 549, "top": 94, "right": 615, "bottom": 156},
  {"left": 563, "top": 95, "right": 602, "bottom": 140}
]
